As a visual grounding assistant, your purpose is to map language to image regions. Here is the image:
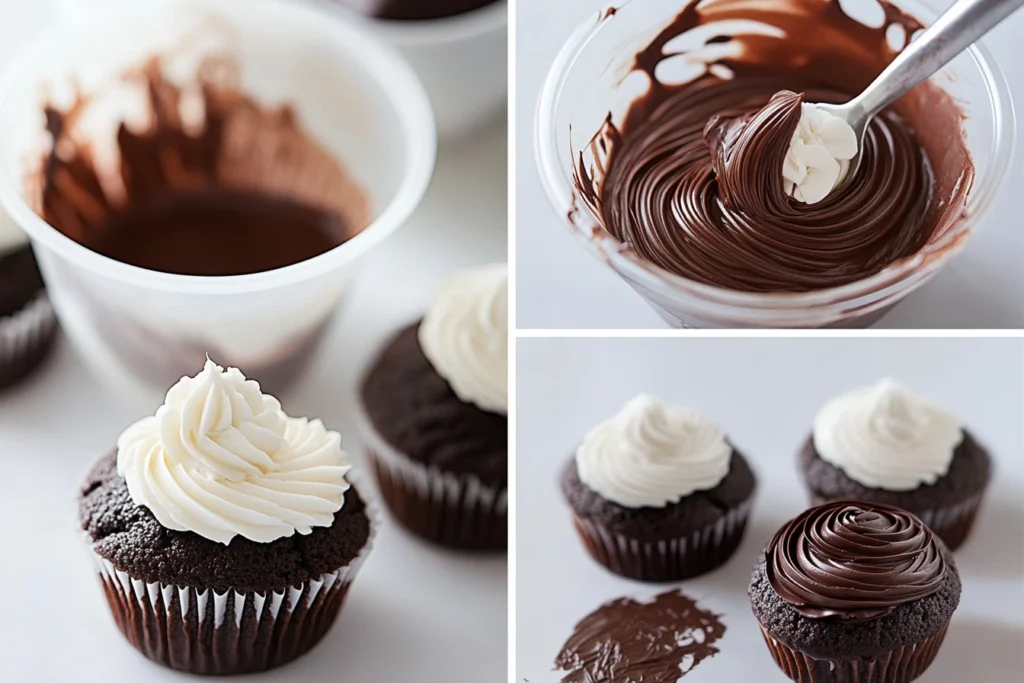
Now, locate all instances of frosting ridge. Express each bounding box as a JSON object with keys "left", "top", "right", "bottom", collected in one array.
[
  {"left": 766, "top": 501, "right": 948, "bottom": 622},
  {"left": 575, "top": 395, "right": 731, "bottom": 508},
  {"left": 117, "top": 358, "right": 351, "bottom": 544}
]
